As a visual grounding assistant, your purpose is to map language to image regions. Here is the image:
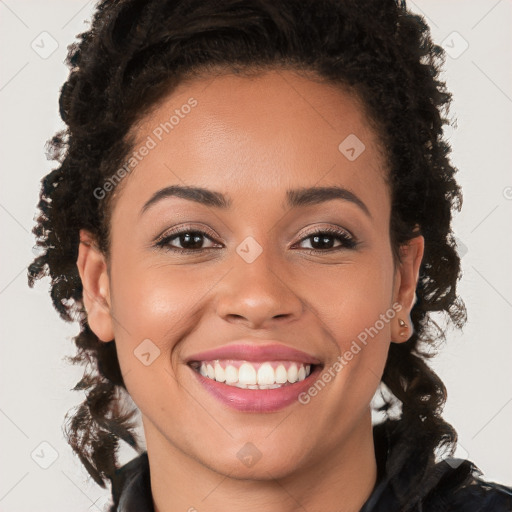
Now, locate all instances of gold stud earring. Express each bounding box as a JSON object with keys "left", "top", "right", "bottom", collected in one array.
[{"left": 398, "top": 318, "right": 408, "bottom": 337}]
